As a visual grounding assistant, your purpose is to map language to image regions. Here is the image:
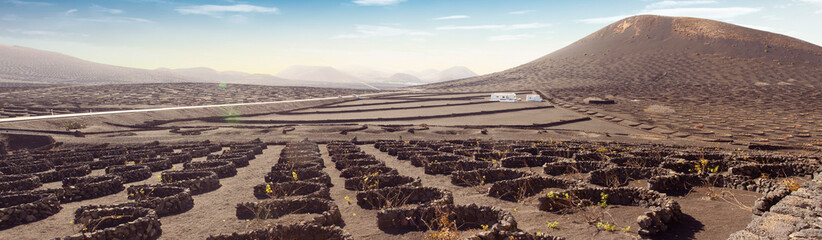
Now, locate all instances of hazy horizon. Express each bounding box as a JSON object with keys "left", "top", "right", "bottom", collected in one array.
[{"left": 1, "top": 0, "right": 821, "bottom": 76}]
